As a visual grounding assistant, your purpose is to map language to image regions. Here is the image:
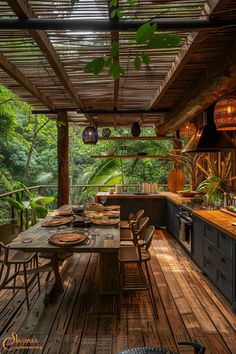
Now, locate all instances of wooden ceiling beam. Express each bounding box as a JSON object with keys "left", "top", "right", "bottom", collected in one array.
[
  {"left": 157, "top": 39, "right": 236, "bottom": 134},
  {"left": 0, "top": 52, "right": 54, "bottom": 110},
  {"left": 6, "top": 0, "right": 85, "bottom": 110},
  {"left": 149, "top": 32, "right": 202, "bottom": 108},
  {"left": 203, "top": 0, "right": 232, "bottom": 15},
  {"left": 149, "top": 0, "right": 229, "bottom": 109},
  {"left": 0, "top": 18, "right": 234, "bottom": 31}
]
